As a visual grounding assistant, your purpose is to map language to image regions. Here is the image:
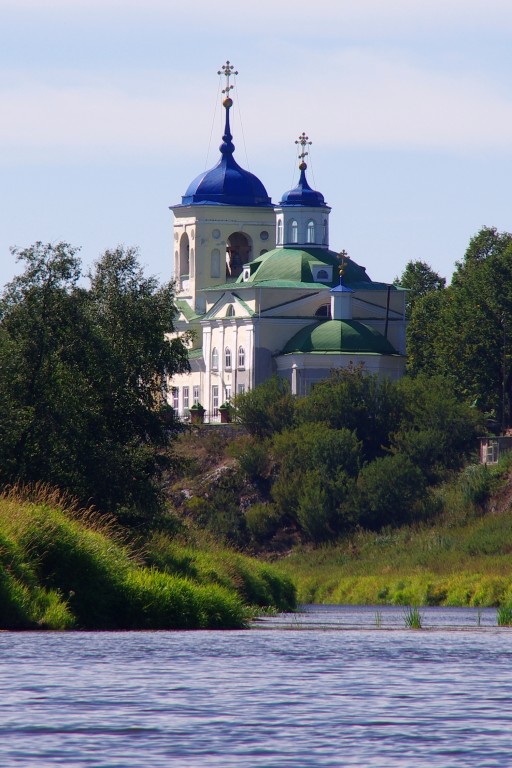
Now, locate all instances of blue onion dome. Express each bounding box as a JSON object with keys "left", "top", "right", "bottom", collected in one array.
[
  {"left": 282, "top": 320, "right": 398, "bottom": 355},
  {"left": 181, "top": 93, "right": 272, "bottom": 208},
  {"left": 279, "top": 164, "right": 327, "bottom": 208},
  {"left": 280, "top": 133, "right": 327, "bottom": 208}
]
